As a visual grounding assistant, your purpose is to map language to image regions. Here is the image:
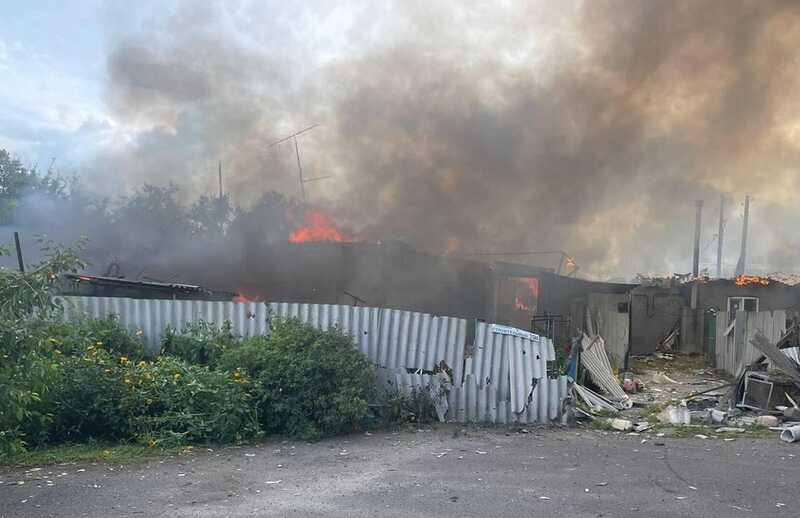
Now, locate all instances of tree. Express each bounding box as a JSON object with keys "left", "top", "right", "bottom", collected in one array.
[
  {"left": 0, "top": 149, "right": 66, "bottom": 225},
  {"left": 188, "top": 194, "right": 233, "bottom": 239}
]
